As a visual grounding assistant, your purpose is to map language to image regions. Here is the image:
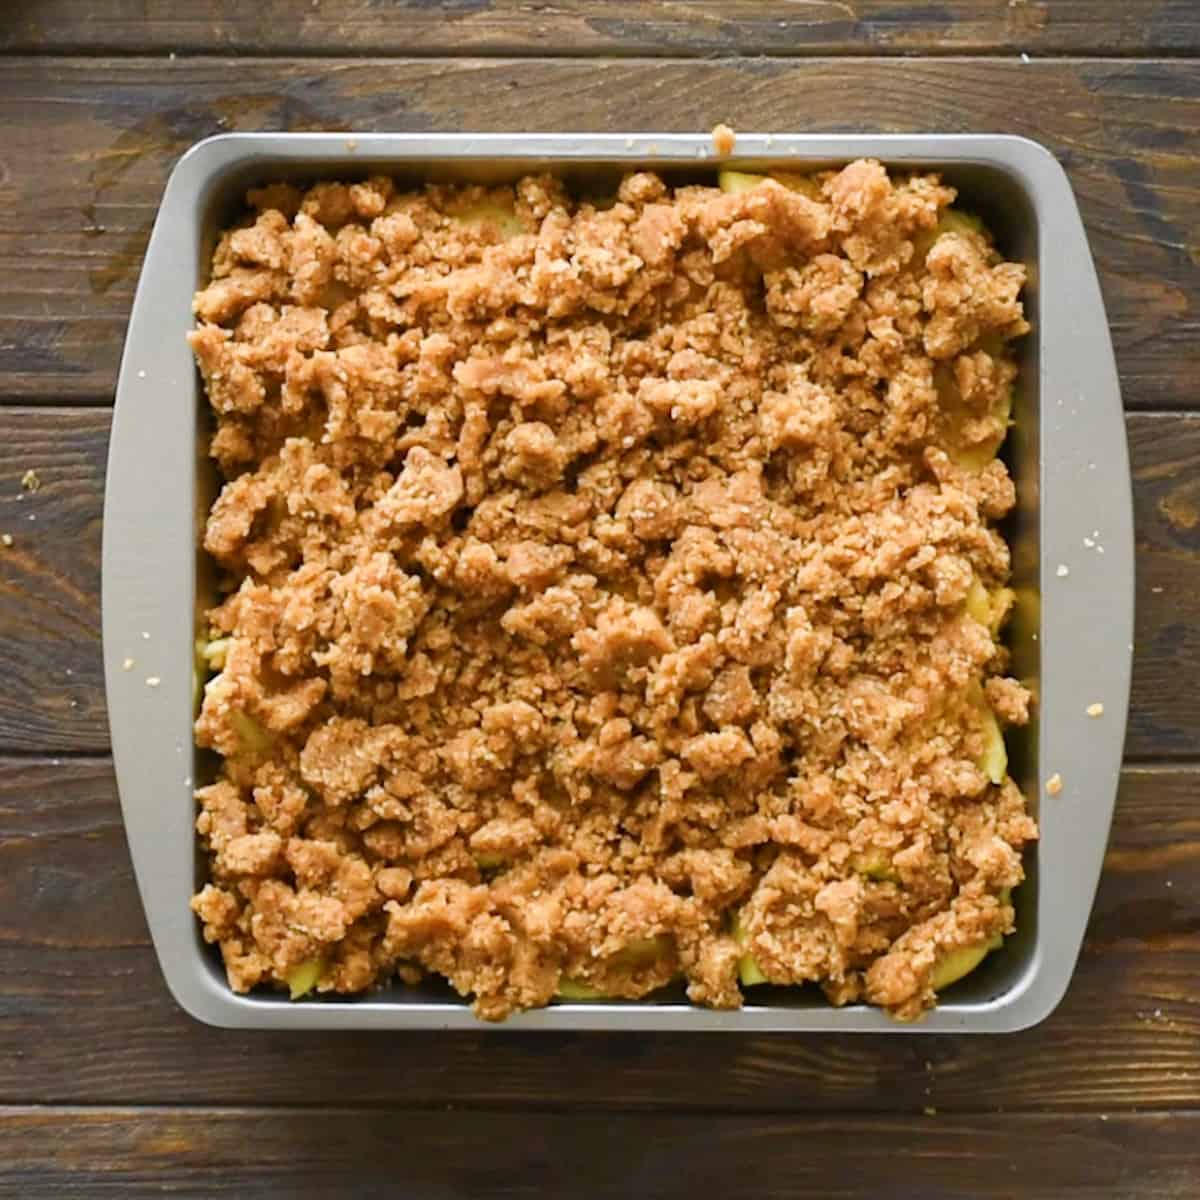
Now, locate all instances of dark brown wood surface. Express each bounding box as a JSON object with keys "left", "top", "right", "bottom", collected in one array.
[
  {"left": 2, "top": 1109, "right": 1197, "bottom": 1199},
  {"left": 5, "top": 0, "right": 1199, "bottom": 57},
  {"left": 1, "top": 758, "right": 1195, "bottom": 1113},
  {"left": 0, "top": 4, "right": 1198, "bottom": 1197},
  {"left": 3, "top": 57, "right": 1200, "bottom": 407}
]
